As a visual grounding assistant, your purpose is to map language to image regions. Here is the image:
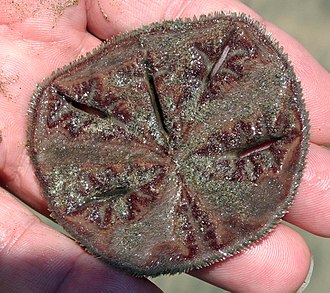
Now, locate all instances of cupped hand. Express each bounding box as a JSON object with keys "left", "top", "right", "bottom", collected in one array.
[{"left": 0, "top": 0, "right": 329, "bottom": 292}]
